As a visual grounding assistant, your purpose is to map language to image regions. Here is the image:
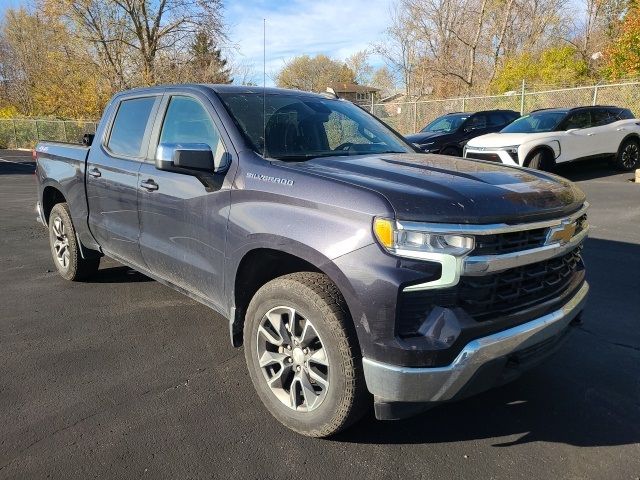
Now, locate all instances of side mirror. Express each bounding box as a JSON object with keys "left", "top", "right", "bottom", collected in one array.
[{"left": 156, "top": 142, "right": 230, "bottom": 173}]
